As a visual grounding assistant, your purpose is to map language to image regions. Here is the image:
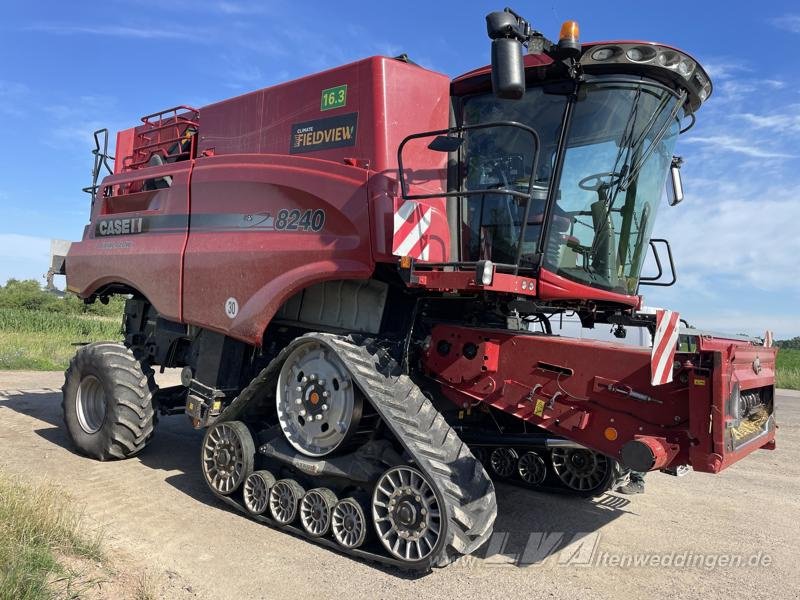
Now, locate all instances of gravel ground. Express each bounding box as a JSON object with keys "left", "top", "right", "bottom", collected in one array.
[{"left": 0, "top": 371, "right": 797, "bottom": 600}]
